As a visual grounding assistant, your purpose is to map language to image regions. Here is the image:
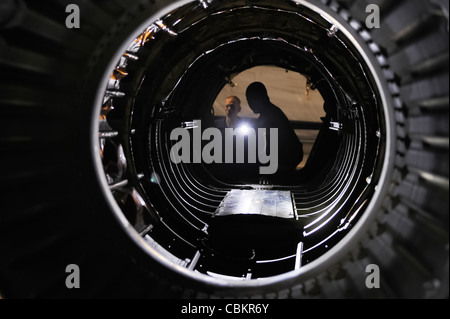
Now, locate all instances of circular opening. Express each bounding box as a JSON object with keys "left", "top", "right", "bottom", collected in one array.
[{"left": 94, "top": 0, "right": 393, "bottom": 290}]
